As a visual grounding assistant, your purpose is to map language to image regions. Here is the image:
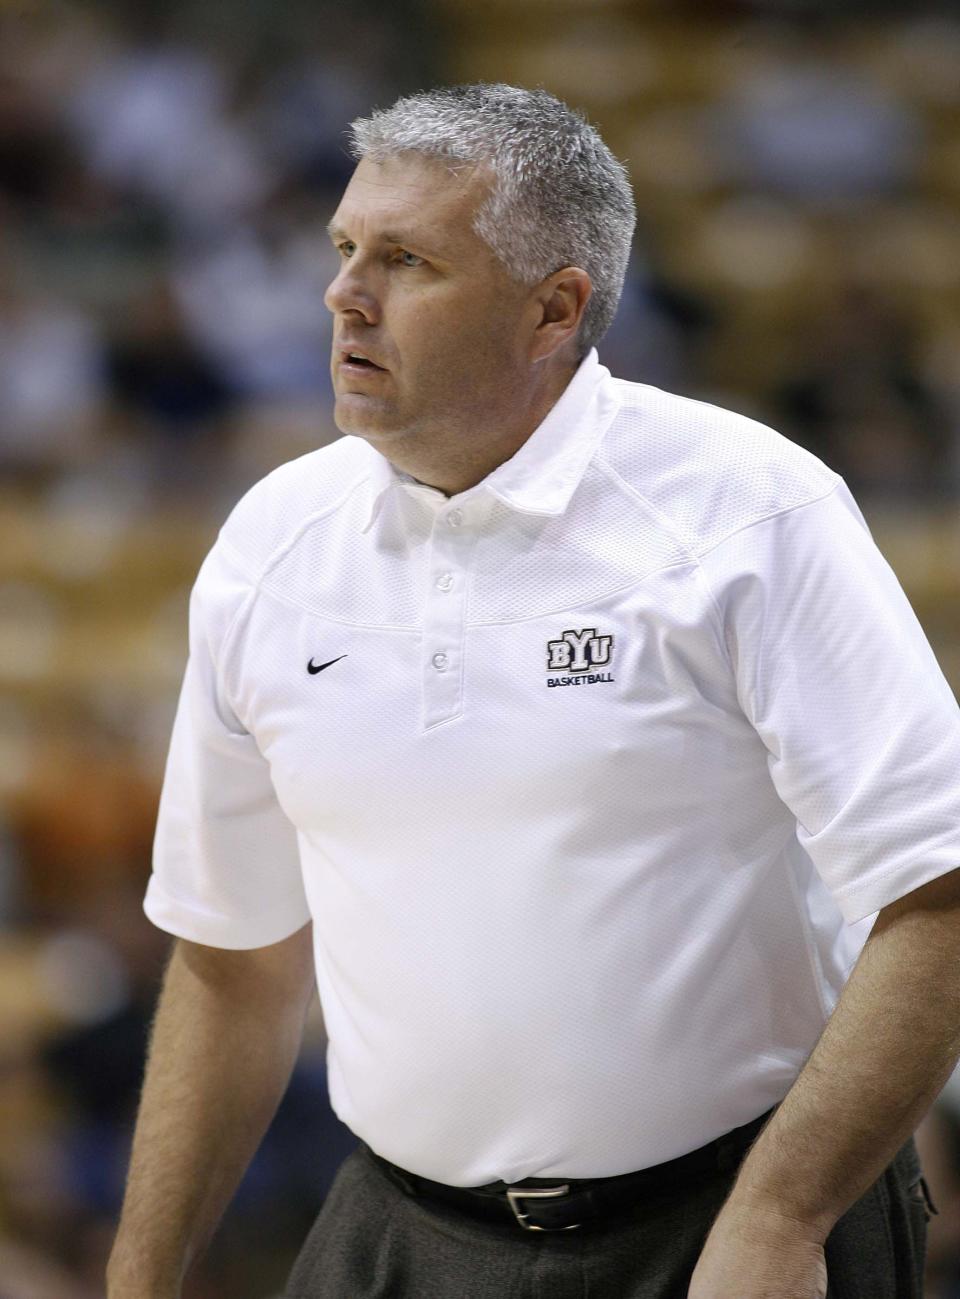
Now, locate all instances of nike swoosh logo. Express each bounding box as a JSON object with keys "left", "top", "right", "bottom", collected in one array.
[{"left": 307, "top": 654, "right": 348, "bottom": 675}]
